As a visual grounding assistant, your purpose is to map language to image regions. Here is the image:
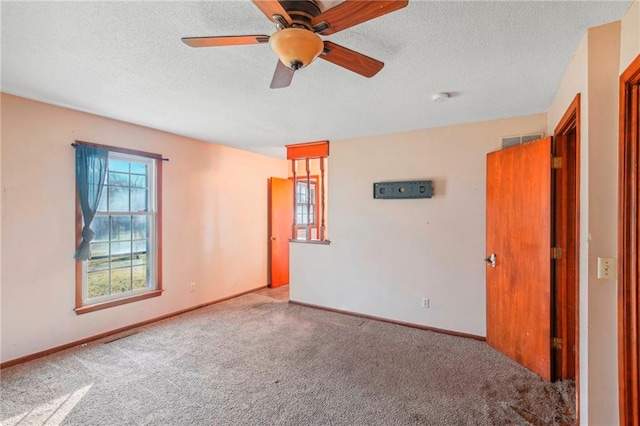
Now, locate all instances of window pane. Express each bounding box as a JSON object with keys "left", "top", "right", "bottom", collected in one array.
[
  {"left": 132, "top": 250, "right": 147, "bottom": 266},
  {"left": 109, "top": 160, "right": 129, "bottom": 173},
  {"left": 111, "top": 257, "right": 132, "bottom": 271},
  {"left": 111, "top": 241, "right": 131, "bottom": 257},
  {"left": 109, "top": 171, "right": 129, "bottom": 187},
  {"left": 109, "top": 186, "right": 130, "bottom": 211},
  {"left": 131, "top": 174, "right": 147, "bottom": 188},
  {"left": 88, "top": 258, "right": 110, "bottom": 272},
  {"left": 131, "top": 162, "right": 147, "bottom": 175},
  {"left": 131, "top": 189, "right": 147, "bottom": 212},
  {"left": 111, "top": 216, "right": 132, "bottom": 241},
  {"left": 88, "top": 270, "right": 110, "bottom": 299},
  {"left": 92, "top": 216, "right": 110, "bottom": 242},
  {"left": 132, "top": 217, "right": 148, "bottom": 240},
  {"left": 111, "top": 268, "right": 132, "bottom": 293},
  {"left": 90, "top": 242, "right": 109, "bottom": 259},
  {"left": 298, "top": 185, "right": 307, "bottom": 198},
  {"left": 133, "top": 239, "right": 147, "bottom": 254},
  {"left": 132, "top": 265, "right": 148, "bottom": 289}
]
